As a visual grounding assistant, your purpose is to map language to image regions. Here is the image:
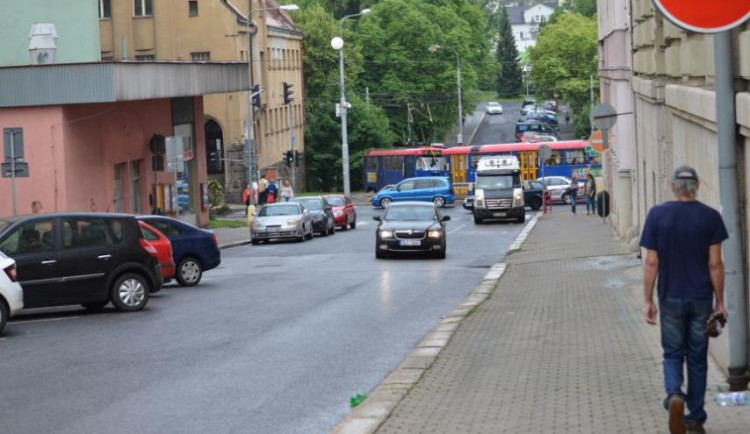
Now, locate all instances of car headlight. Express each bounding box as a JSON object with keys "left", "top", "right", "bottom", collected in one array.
[
  {"left": 252, "top": 221, "right": 264, "bottom": 229},
  {"left": 475, "top": 190, "right": 485, "bottom": 207},
  {"left": 334, "top": 210, "right": 343, "bottom": 217},
  {"left": 287, "top": 219, "right": 302, "bottom": 226},
  {"left": 514, "top": 191, "right": 524, "bottom": 206},
  {"left": 380, "top": 230, "right": 393, "bottom": 238},
  {"left": 428, "top": 229, "right": 442, "bottom": 238}
]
